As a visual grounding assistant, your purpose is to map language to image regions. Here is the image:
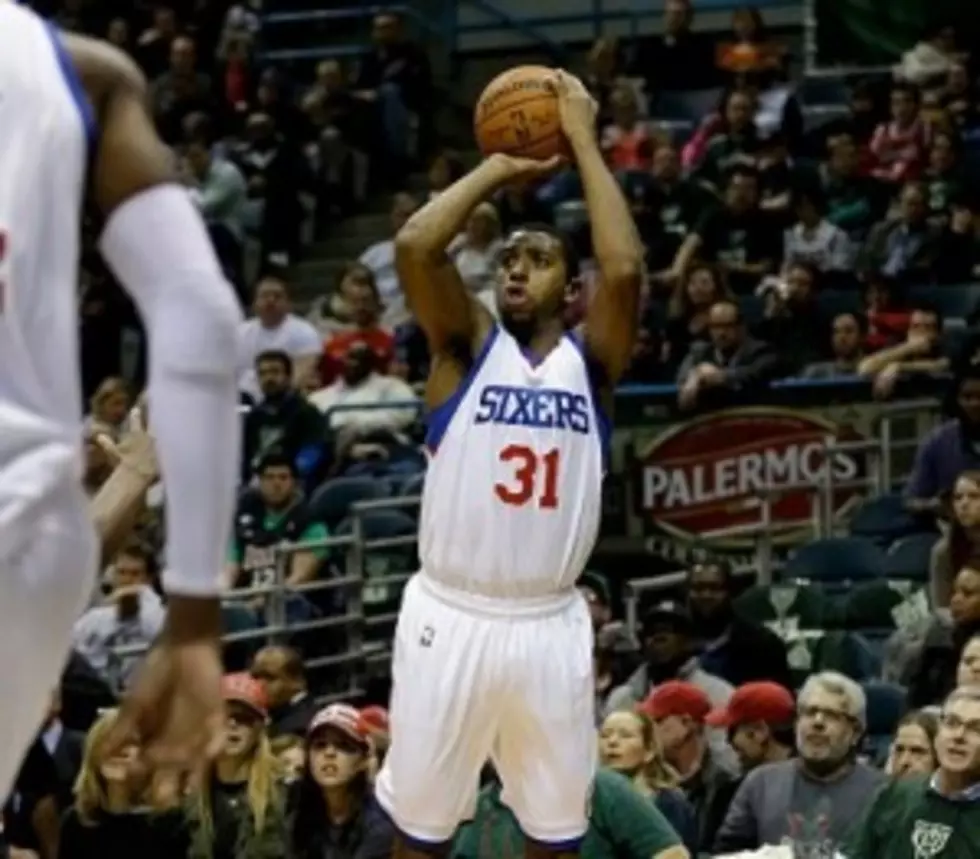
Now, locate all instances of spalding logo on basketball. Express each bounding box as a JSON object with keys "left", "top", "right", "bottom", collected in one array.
[{"left": 634, "top": 408, "right": 865, "bottom": 546}]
